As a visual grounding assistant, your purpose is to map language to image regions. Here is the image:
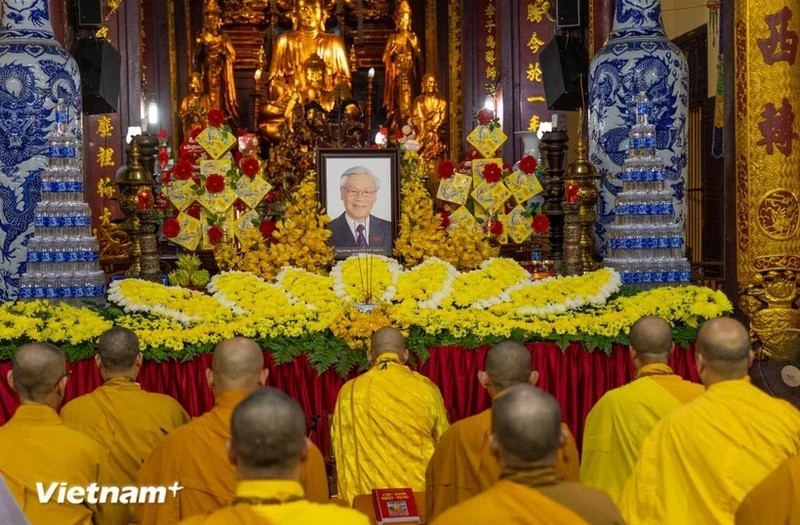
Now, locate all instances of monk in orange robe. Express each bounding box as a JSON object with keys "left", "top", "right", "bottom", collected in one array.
[
  {"left": 425, "top": 341, "right": 579, "bottom": 520},
  {"left": 179, "top": 387, "right": 369, "bottom": 525},
  {"left": 0, "top": 343, "right": 127, "bottom": 525},
  {"left": 581, "top": 316, "right": 704, "bottom": 501},
  {"left": 620, "top": 318, "right": 800, "bottom": 524},
  {"left": 736, "top": 454, "right": 800, "bottom": 524},
  {"left": 332, "top": 327, "right": 450, "bottom": 503},
  {"left": 431, "top": 384, "right": 623, "bottom": 525},
  {"left": 62, "top": 327, "right": 190, "bottom": 487},
  {"left": 135, "top": 337, "right": 328, "bottom": 524}
]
